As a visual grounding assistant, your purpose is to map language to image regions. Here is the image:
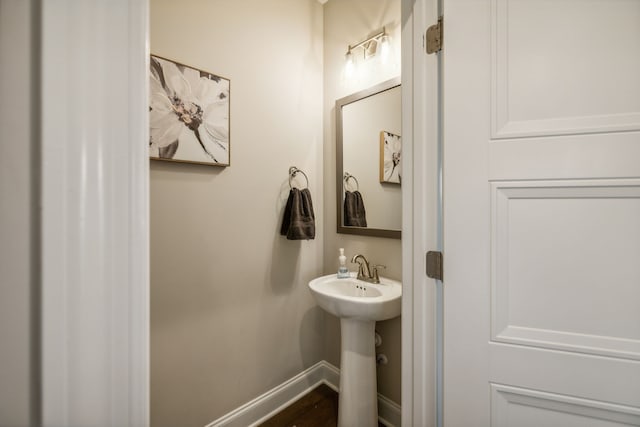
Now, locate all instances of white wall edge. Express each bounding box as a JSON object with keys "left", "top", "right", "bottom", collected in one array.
[
  {"left": 206, "top": 361, "right": 401, "bottom": 427},
  {"left": 40, "top": 0, "right": 150, "bottom": 425},
  {"left": 400, "top": 0, "right": 415, "bottom": 424}
]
